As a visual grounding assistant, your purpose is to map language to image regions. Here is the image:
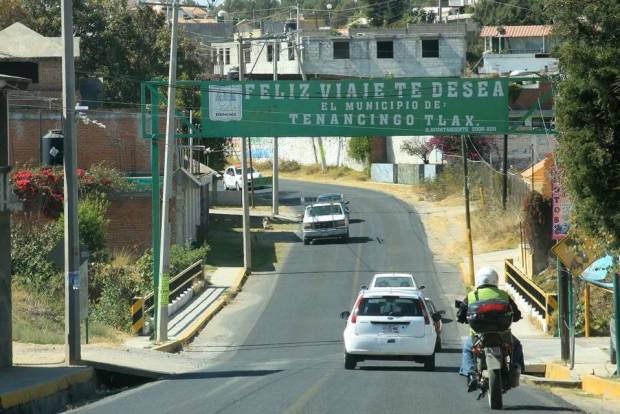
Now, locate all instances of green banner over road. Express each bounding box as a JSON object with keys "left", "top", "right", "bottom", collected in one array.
[{"left": 201, "top": 78, "right": 509, "bottom": 137}]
